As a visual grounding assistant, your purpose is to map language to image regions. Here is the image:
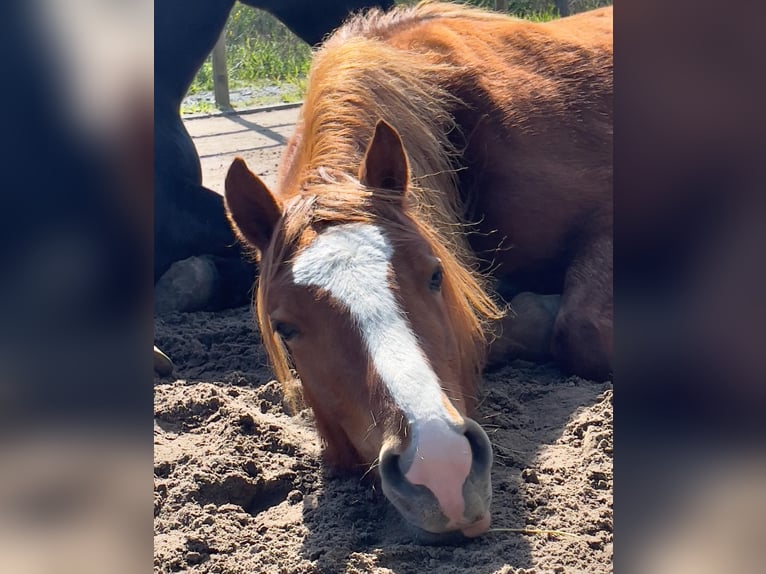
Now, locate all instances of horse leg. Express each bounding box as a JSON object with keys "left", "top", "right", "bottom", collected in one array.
[
  {"left": 154, "top": 111, "right": 256, "bottom": 311},
  {"left": 551, "top": 235, "right": 613, "bottom": 381},
  {"left": 486, "top": 292, "right": 560, "bottom": 370}
]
